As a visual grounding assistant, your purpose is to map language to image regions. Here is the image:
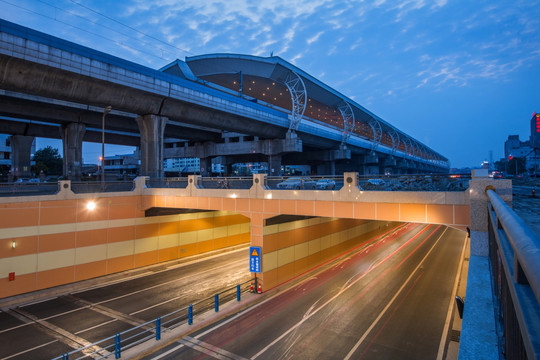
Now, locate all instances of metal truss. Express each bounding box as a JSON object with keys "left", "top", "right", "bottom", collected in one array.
[
  {"left": 388, "top": 129, "right": 400, "bottom": 155},
  {"left": 337, "top": 101, "right": 355, "bottom": 145},
  {"left": 283, "top": 71, "right": 307, "bottom": 132},
  {"left": 403, "top": 137, "right": 413, "bottom": 156},
  {"left": 368, "top": 118, "right": 382, "bottom": 151}
]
